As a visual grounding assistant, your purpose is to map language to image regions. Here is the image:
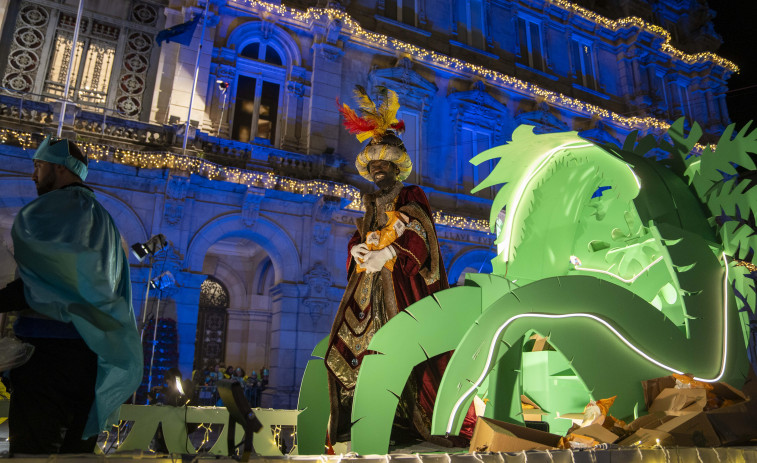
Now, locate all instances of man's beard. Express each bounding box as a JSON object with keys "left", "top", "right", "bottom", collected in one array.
[
  {"left": 35, "top": 173, "right": 56, "bottom": 196},
  {"left": 375, "top": 176, "right": 396, "bottom": 190}
]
